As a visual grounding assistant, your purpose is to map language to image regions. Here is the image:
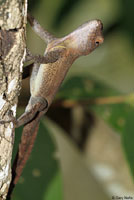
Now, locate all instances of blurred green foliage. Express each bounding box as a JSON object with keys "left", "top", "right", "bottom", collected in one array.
[
  {"left": 59, "top": 76, "right": 134, "bottom": 177},
  {"left": 13, "top": 0, "right": 134, "bottom": 199}
]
